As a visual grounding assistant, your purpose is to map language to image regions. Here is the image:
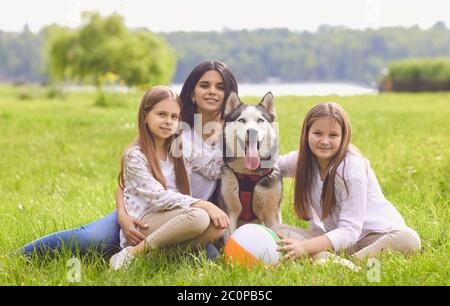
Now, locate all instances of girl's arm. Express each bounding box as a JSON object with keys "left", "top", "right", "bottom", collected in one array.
[
  {"left": 116, "top": 187, "right": 147, "bottom": 246},
  {"left": 125, "top": 149, "right": 201, "bottom": 212},
  {"left": 278, "top": 151, "right": 298, "bottom": 178},
  {"left": 277, "top": 233, "right": 333, "bottom": 260},
  {"left": 116, "top": 187, "right": 127, "bottom": 219},
  {"left": 323, "top": 156, "right": 368, "bottom": 252},
  {"left": 127, "top": 149, "right": 230, "bottom": 229}
]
